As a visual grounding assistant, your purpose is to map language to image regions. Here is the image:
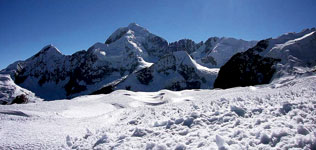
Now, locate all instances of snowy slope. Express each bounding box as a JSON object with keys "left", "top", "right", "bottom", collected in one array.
[
  {"left": 114, "top": 51, "right": 219, "bottom": 91},
  {"left": 168, "top": 38, "right": 257, "bottom": 68},
  {"left": 191, "top": 37, "right": 257, "bottom": 68},
  {"left": 0, "top": 74, "right": 41, "bottom": 104},
  {"left": 0, "top": 73, "right": 315, "bottom": 149}
]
